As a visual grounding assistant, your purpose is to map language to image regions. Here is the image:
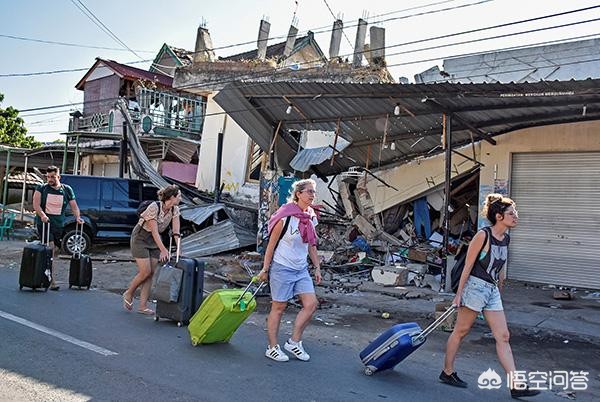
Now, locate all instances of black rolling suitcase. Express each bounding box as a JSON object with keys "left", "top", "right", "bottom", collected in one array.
[
  {"left": 19, "top": 222, "right": 53, "bottom": 291},
  {"left": 69, "top": 223, "right": 93, "bottom": 289},
  {"left": 154, "top": 238, "right": 205, "bottom": 327}
]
